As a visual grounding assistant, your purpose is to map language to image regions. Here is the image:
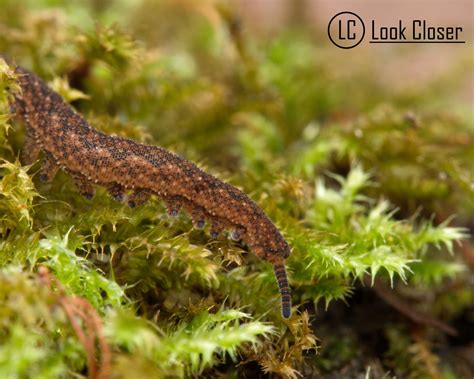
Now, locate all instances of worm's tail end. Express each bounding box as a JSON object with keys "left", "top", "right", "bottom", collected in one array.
[{"left": 273, "top": 262, "right": 292, "bottom": 319}]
